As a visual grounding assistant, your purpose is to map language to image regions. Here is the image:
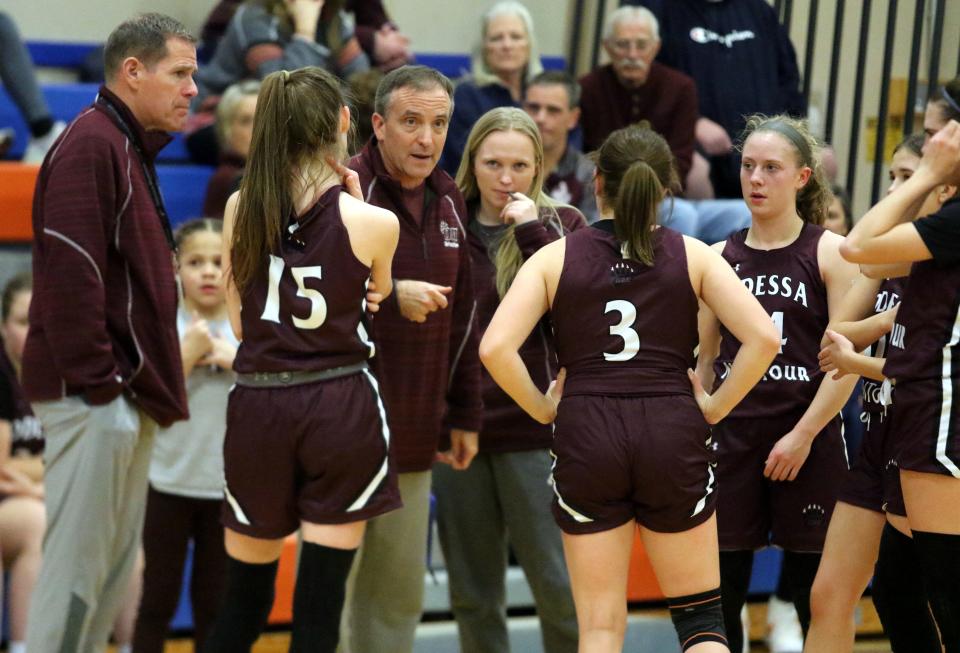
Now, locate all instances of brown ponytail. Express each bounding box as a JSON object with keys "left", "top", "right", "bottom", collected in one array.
[
  {"left": 231, "top": 67, "right": 346, "bottom": 293},
  {"left": 594, "top": 124, "right": 677, "bottom": 266}
]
